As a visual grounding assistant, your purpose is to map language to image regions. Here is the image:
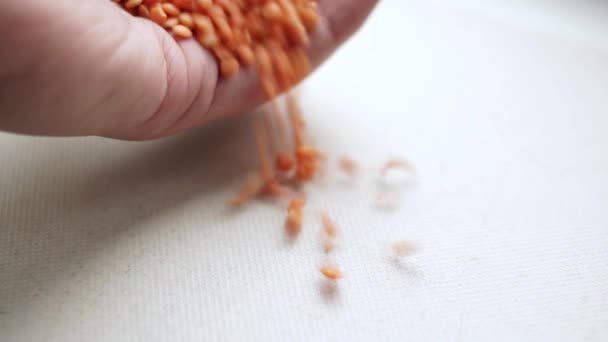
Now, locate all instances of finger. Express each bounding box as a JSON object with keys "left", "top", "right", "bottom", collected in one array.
[{"left": 100, "top": 12, "right": 219, "bottom": 139}]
